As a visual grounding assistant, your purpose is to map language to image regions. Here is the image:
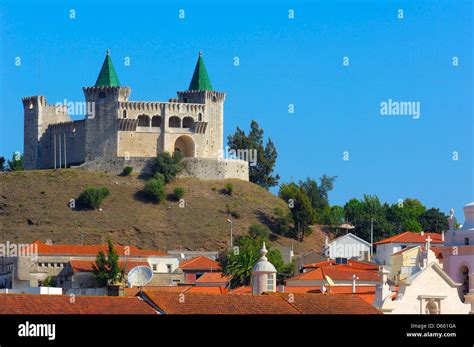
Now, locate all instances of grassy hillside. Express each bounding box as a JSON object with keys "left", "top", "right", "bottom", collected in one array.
[{"left": 0, "top": 170, "right": 326, "bottom": 253}]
